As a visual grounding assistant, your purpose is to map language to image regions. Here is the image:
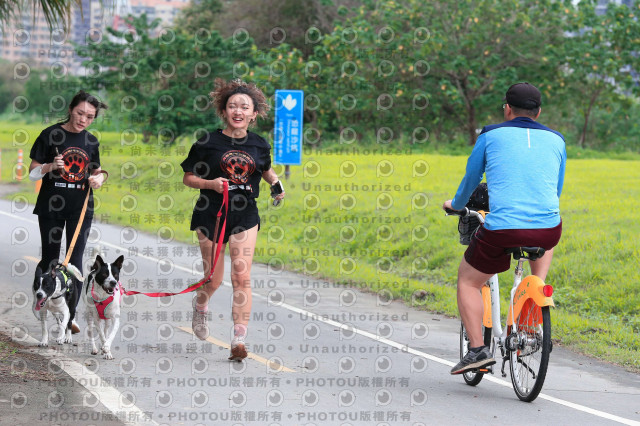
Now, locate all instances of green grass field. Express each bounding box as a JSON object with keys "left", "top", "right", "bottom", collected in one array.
[{"left": 2, "top": 121, "right": 639, "bottom": 371}]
